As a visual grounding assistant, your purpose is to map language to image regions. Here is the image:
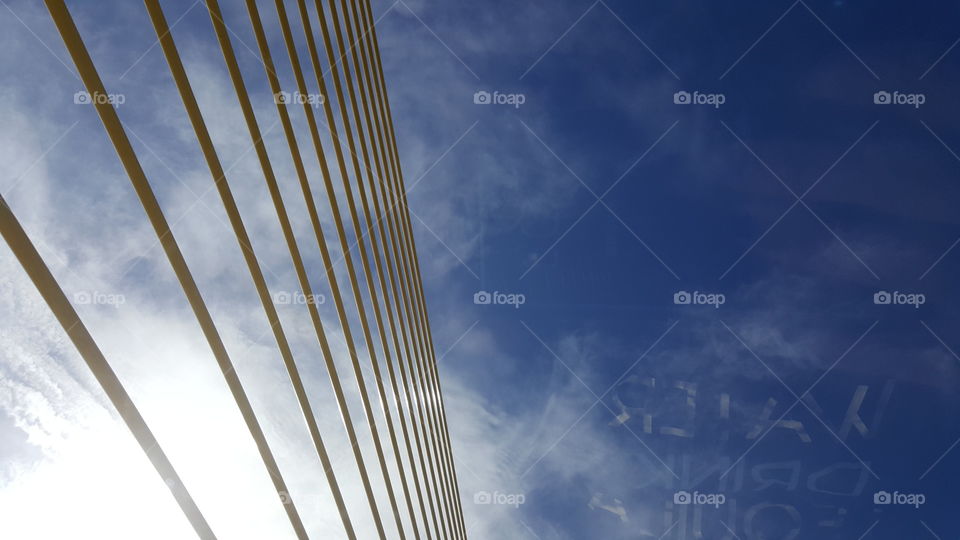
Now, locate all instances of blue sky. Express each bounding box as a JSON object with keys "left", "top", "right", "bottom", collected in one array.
[{"left": 2, "top": 0, "right": 960, "bottom": 538}]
